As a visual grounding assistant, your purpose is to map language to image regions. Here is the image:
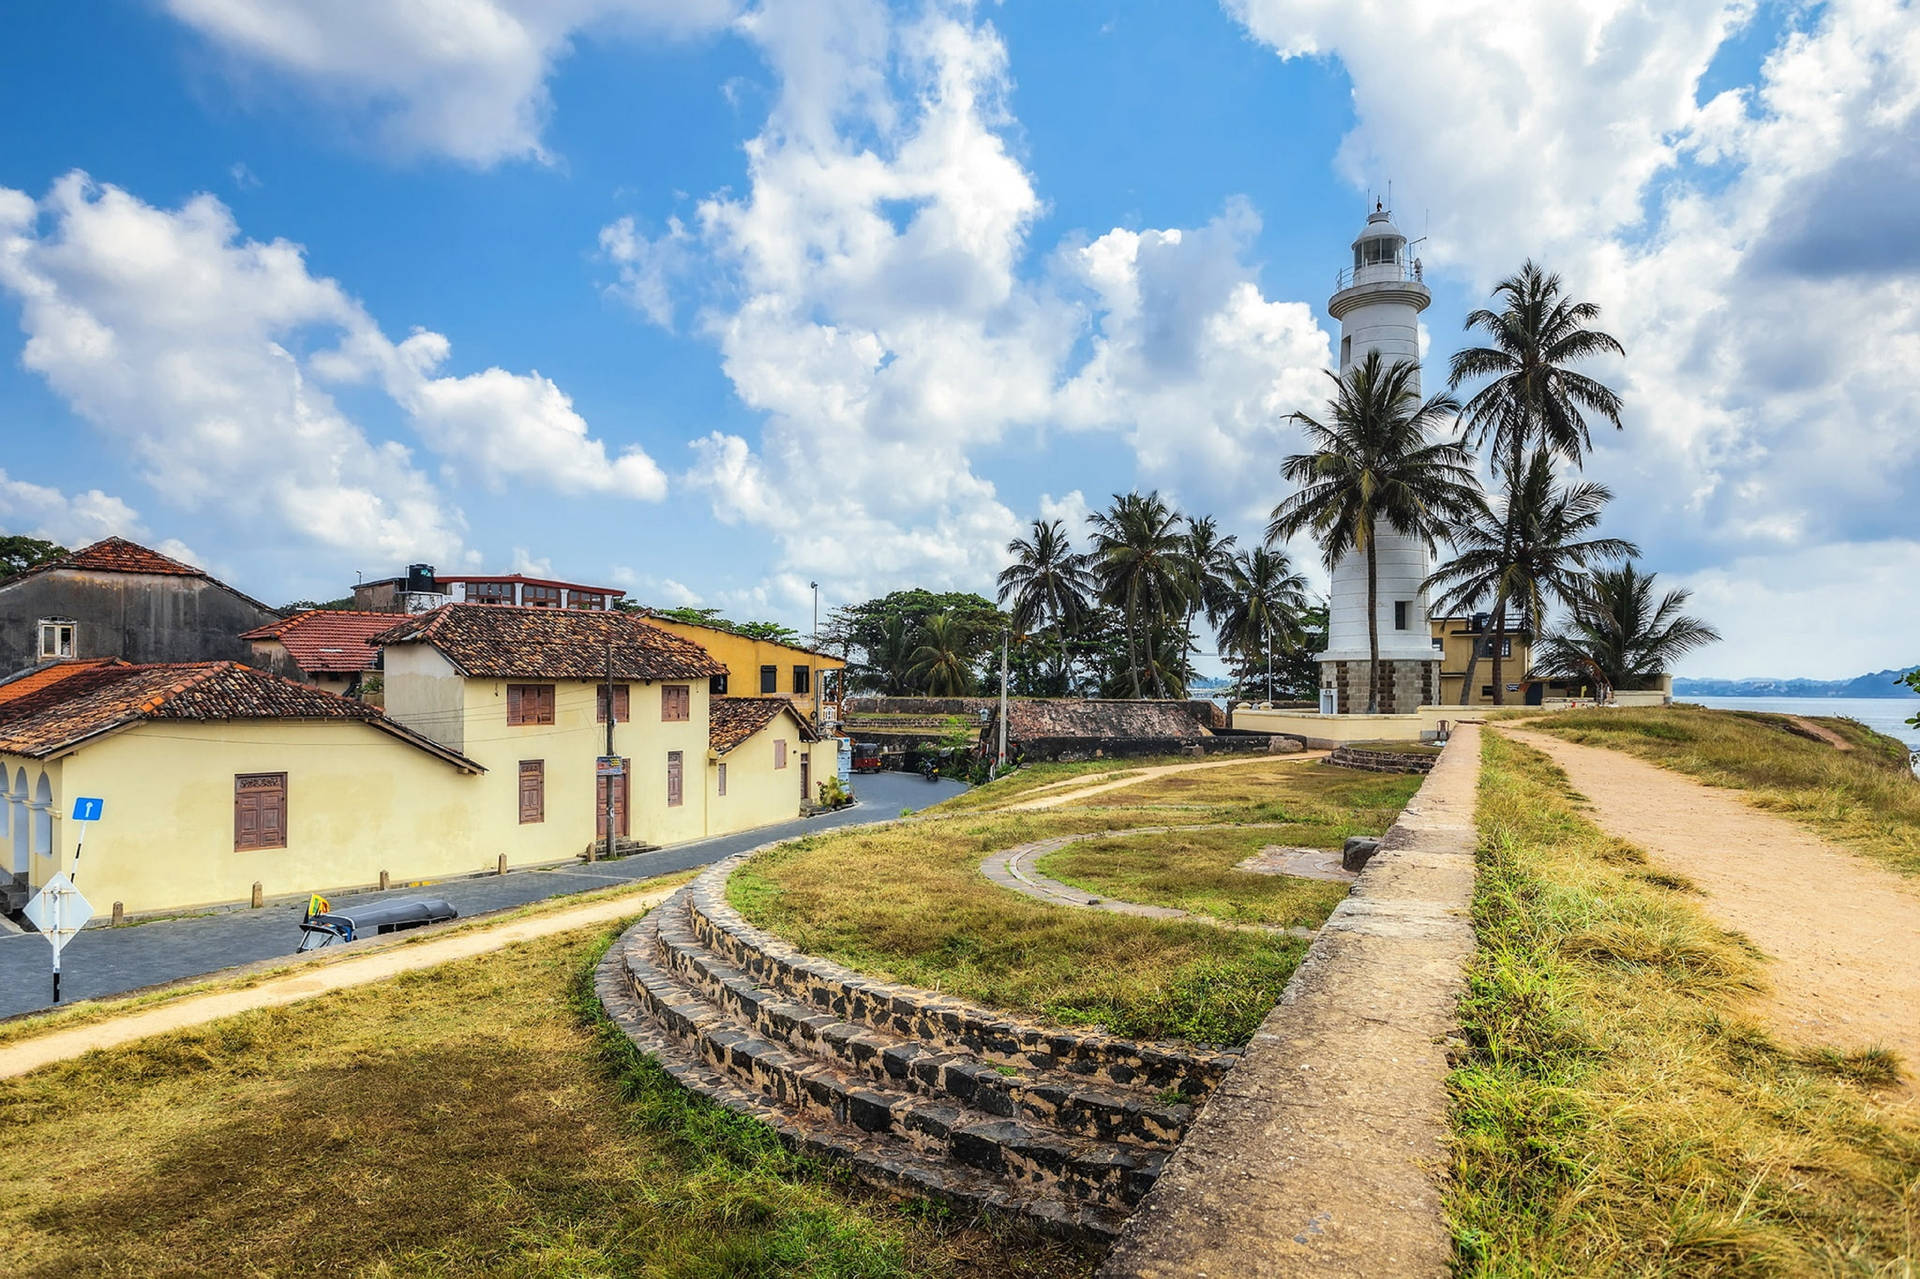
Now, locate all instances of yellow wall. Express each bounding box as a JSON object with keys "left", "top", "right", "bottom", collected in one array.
[
  {"left": 645, "top": 619, "right": 844, "bottom": 720},
  {"left": 1429, "top": 618, "right": 1533, "bottom": 706},
  {"left": 706, "top": 720, "right": 847, "bottom": 831},
  {"left": 12, "top": 724, "right": 481, "bottom": 915}
]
